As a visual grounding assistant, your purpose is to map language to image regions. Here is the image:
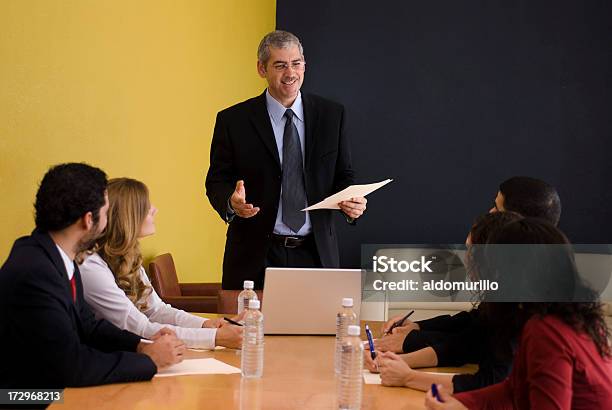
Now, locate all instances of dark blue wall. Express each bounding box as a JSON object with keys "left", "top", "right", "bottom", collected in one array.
[{"left": 277, "top": 0, "right": 612, "bottom": 267}]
